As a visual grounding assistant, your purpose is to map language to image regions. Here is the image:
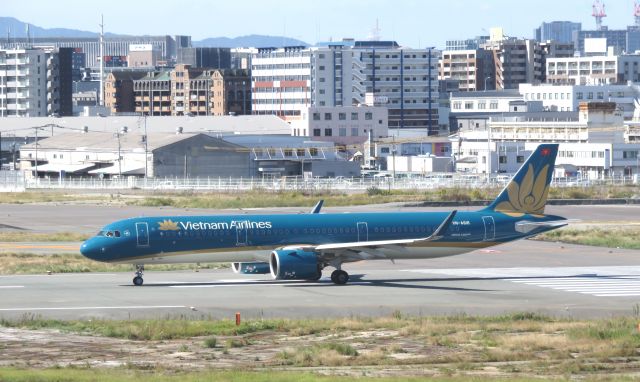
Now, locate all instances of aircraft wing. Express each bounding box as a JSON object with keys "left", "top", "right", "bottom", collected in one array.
[{"left": 314, "top": 210, "right": 457, "bottom": 252}]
